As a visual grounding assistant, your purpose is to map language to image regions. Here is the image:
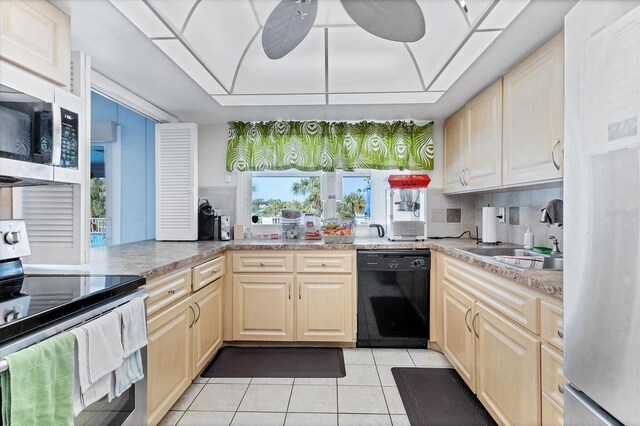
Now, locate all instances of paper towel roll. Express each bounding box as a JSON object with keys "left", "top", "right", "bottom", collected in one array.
[{"left": 482, "top": 207, "right": 498, "bottom": 243}]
